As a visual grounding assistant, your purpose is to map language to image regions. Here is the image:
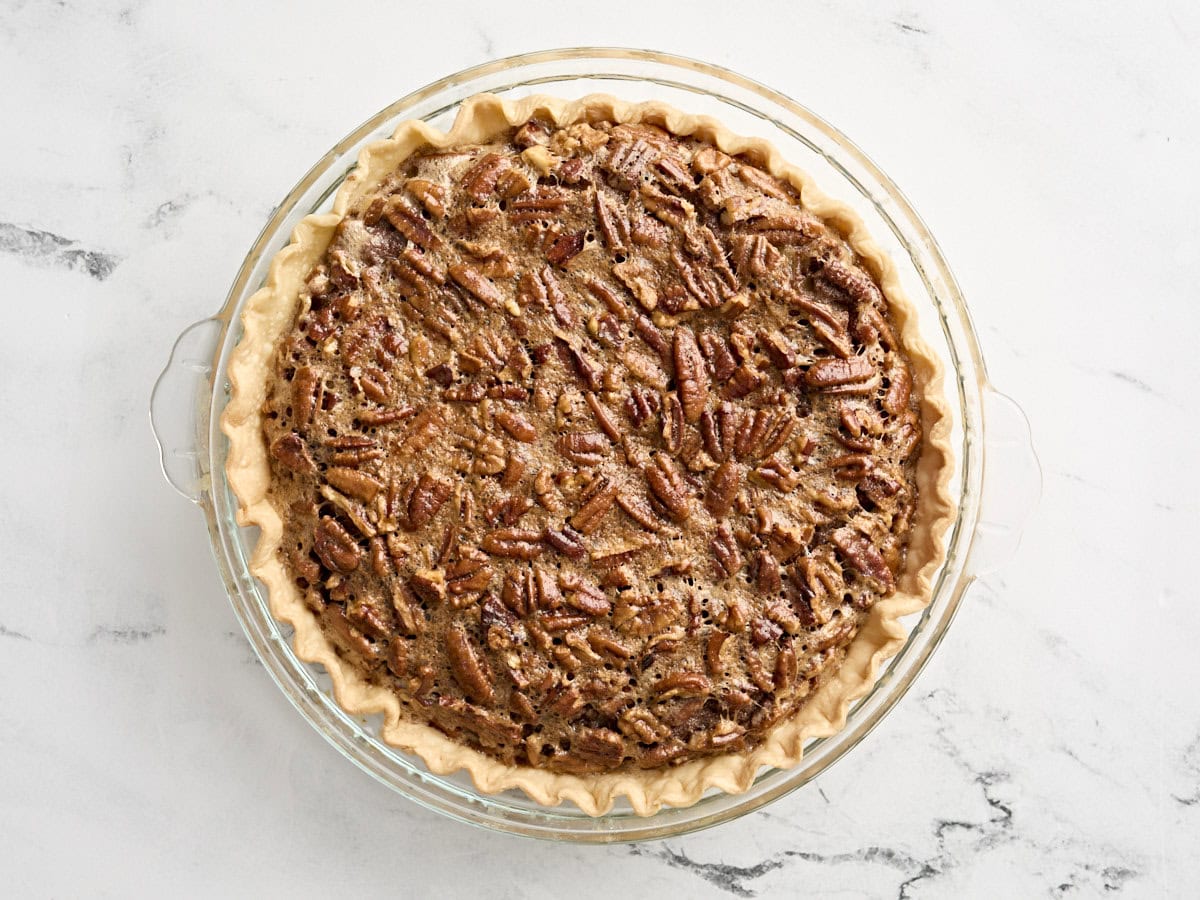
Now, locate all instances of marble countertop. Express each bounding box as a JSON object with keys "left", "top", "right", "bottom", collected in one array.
[{"left": 2, "top": 1, "right": 1197, "bottom": 895}]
